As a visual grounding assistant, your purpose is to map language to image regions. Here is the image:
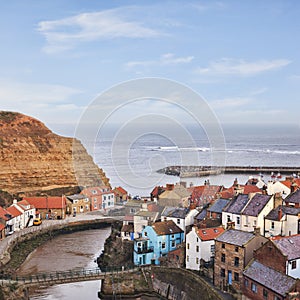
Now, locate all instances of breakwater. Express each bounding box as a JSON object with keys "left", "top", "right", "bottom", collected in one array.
[{"left": 157, "top": 165, "right": 300, "bottom": 178}]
